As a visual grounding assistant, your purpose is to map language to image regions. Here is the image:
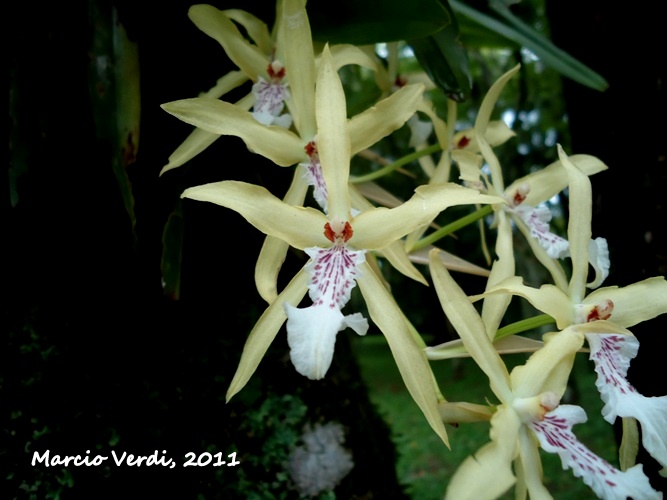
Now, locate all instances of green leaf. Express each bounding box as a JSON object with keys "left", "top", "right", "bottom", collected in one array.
[
  {"left": 449, "top": 0, "right": 608, "bottom": 91},
  {"left": 161, "top": 201, "right": 185, "bottom": 300},
  {"left": 88, "top": 2, "right": 140, "bottom": 239},
  {"left": 409, "top": 0, "right": 472, "bottom": 102},
  {"left": 307, "top": 0, "right": 450, "bottom": 45}
]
